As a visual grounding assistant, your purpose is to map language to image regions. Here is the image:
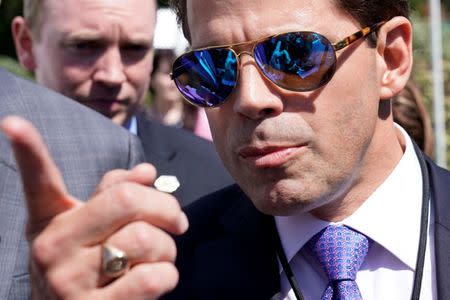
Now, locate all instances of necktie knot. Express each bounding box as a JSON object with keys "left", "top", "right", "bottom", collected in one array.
[{"left": 306, "top": 225, "right": 370, "bottom": 300}]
